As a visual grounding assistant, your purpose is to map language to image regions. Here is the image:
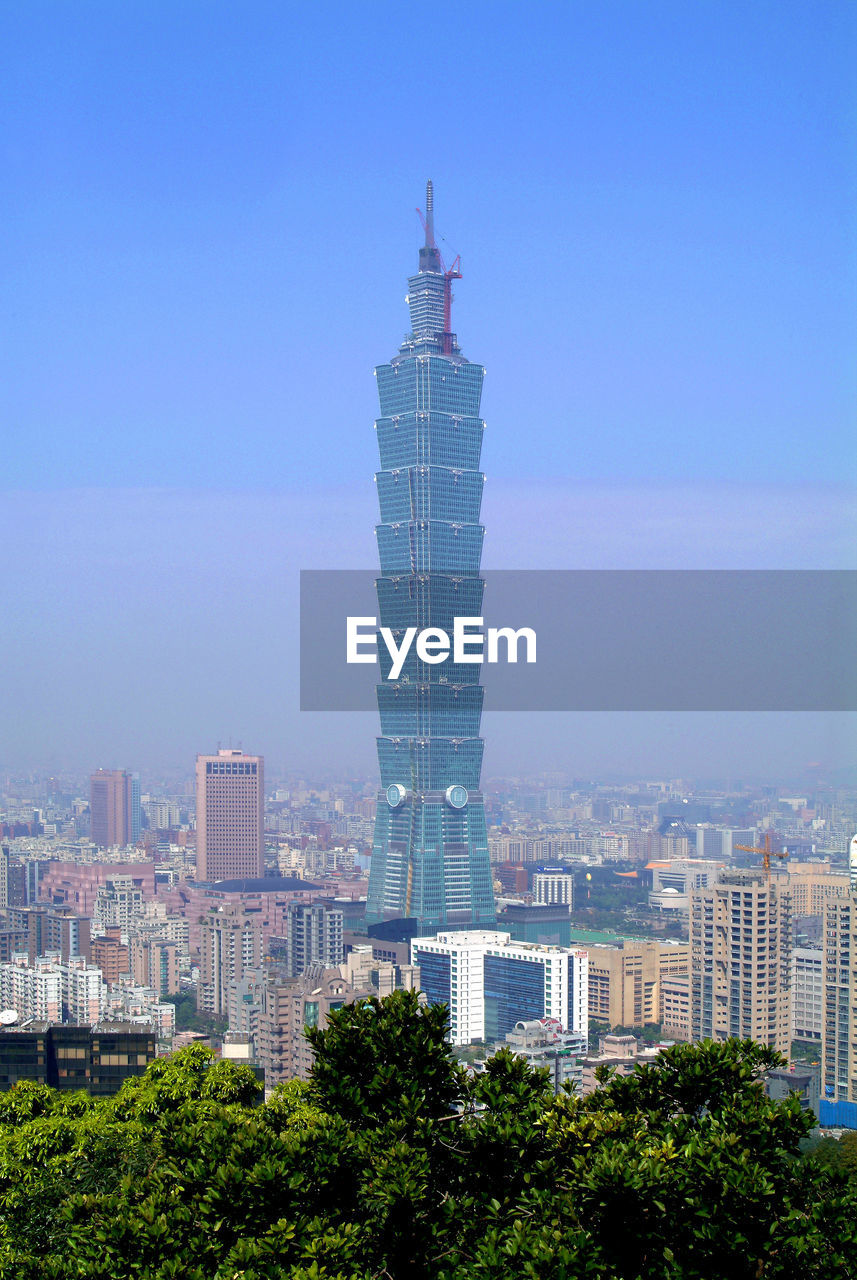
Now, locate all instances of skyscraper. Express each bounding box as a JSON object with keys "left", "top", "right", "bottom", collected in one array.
[
  {"left": 366, "top": 183, "right": 495, "bottom": 935},
  {"left": 90, "top": 769, "right": 132, "bottom": 849},
  {"left": 690, "top": 868, "right": 792, "bottom": 1053},
  {"left": 195, "top": 749, "right": 264, "bottom": 883}
]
